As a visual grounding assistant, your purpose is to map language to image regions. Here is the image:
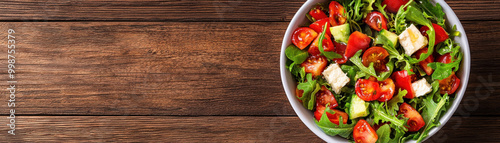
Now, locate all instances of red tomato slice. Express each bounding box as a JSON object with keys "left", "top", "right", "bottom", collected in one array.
[
  {"left": 415, "top": 48, "right": 435, "bottom": 75},
  {"left": 437, "top": 53, "right": 452, "bottom": 64},
  {"left": 439, "top": 72, "right": 460, "bottom": 95},
  {"left": 377, "top": 78, "right": 396, "bottom": 102},
  {"left": 292, "top": 27, "right": 318, "bottom": 50},
  {"left": 316, "top": 86, "right": 338, "bottom": 109},
  {"left": 420, "top": 23, "right": 449, "bottom": 45},
  {"left": 362, "top": 47, "right": 390, "bottom": 72},
  {"left": 329, "top": 1, "right": 346, "bottom": 26},
  {"left": 301, "top": 55, "right": 328, "bottom": 78},
  {"left": 381, "top": 0, "right": 409, "bottom": 13},
  {"left": 333, "top": 41, "right": 348, "bottom": 64},
  {"left": 364, "top": 11, "right": 388, "bottom": 31},
  {"left": 398, "top": 103, "right": 425, "bottom": 132},
  {"left": 314, "top": 106, "right": 348, "bottom": 125},
  {"left": 295, "top": 87, "right": 304, "bottom": 103},
  {"left": 309, "top": 5, "right": 328, "bottom": 21},
  {"left": 355, "top": 78, "right": 382, "bottom": 101},
  {"left": 308, "top": 32, "right": 335, "bottom": 56},
  {"left": 353, "top": 119, "right": 378, "bottom": 143},
  {"left": 309, "top": 18, "right": 332, "bottom": 37},
  {"left": 345, "top": 31, "right": 371, "bottom": 60},
  {"left": 392, "top": 70, "right": 415, "bottom": 99}
]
